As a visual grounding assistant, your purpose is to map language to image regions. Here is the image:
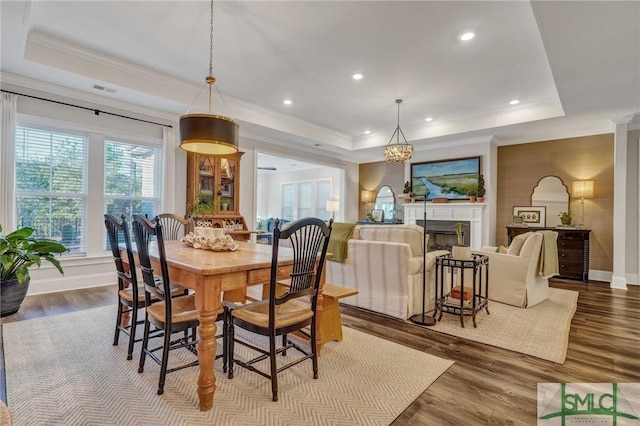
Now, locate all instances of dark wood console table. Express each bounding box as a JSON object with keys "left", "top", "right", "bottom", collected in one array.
[{"left": 507, "top": 226, "right": 590, "bottom": 282}]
